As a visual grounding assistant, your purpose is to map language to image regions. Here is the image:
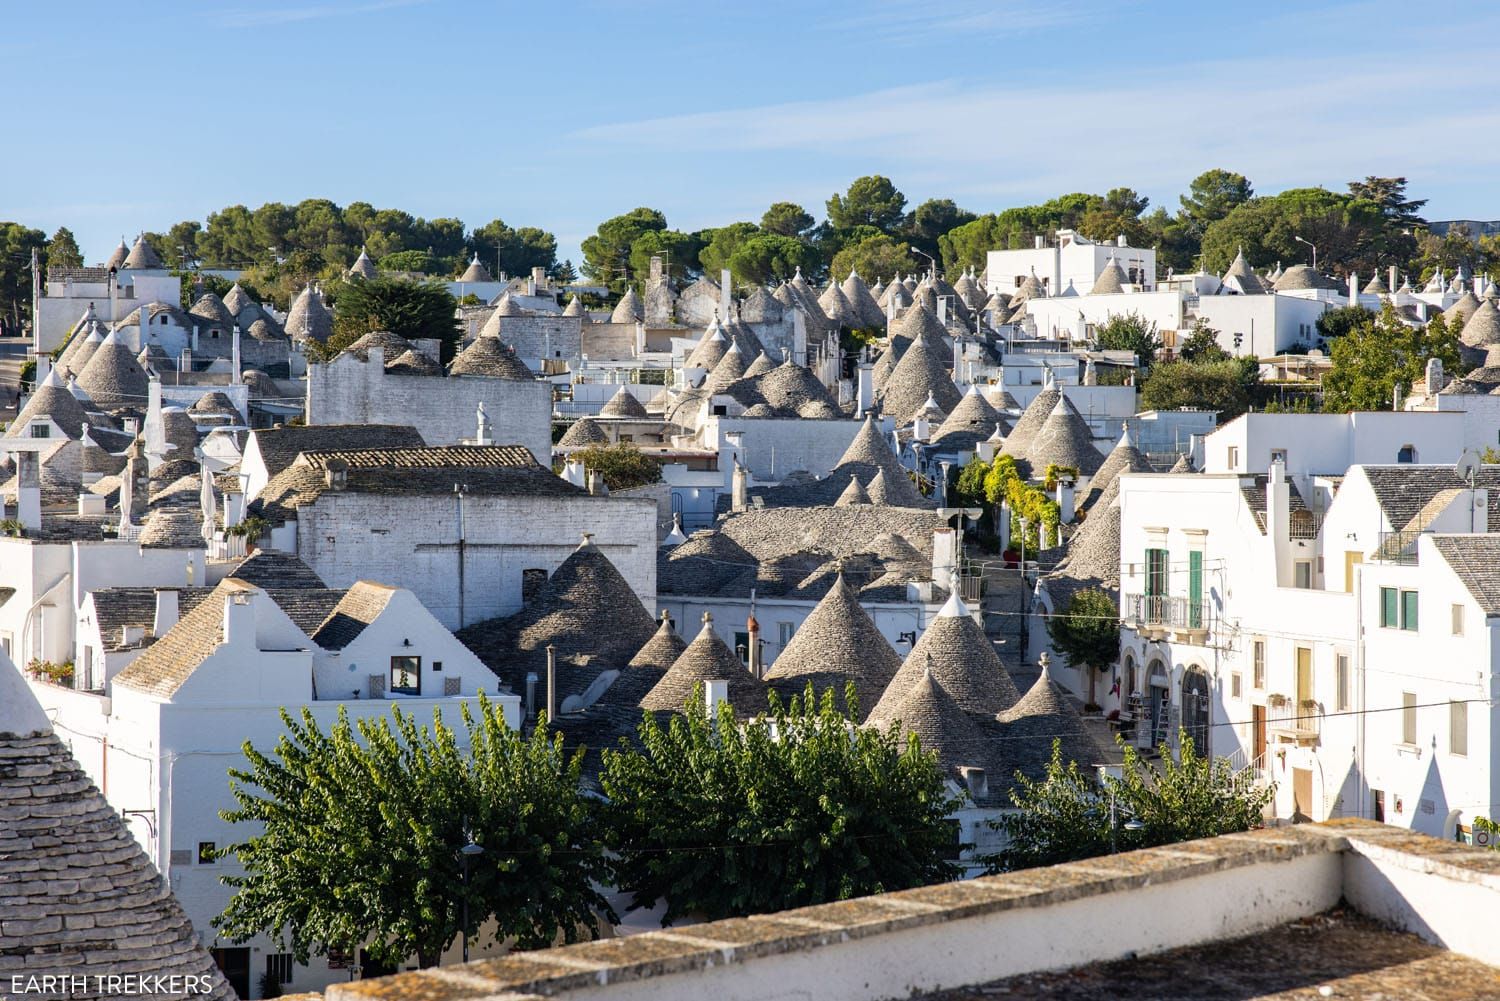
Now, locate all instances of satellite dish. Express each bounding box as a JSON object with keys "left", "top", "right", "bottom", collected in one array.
[{"left": 1456, "top": 450, "right": 1481, "bottom": 484}]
